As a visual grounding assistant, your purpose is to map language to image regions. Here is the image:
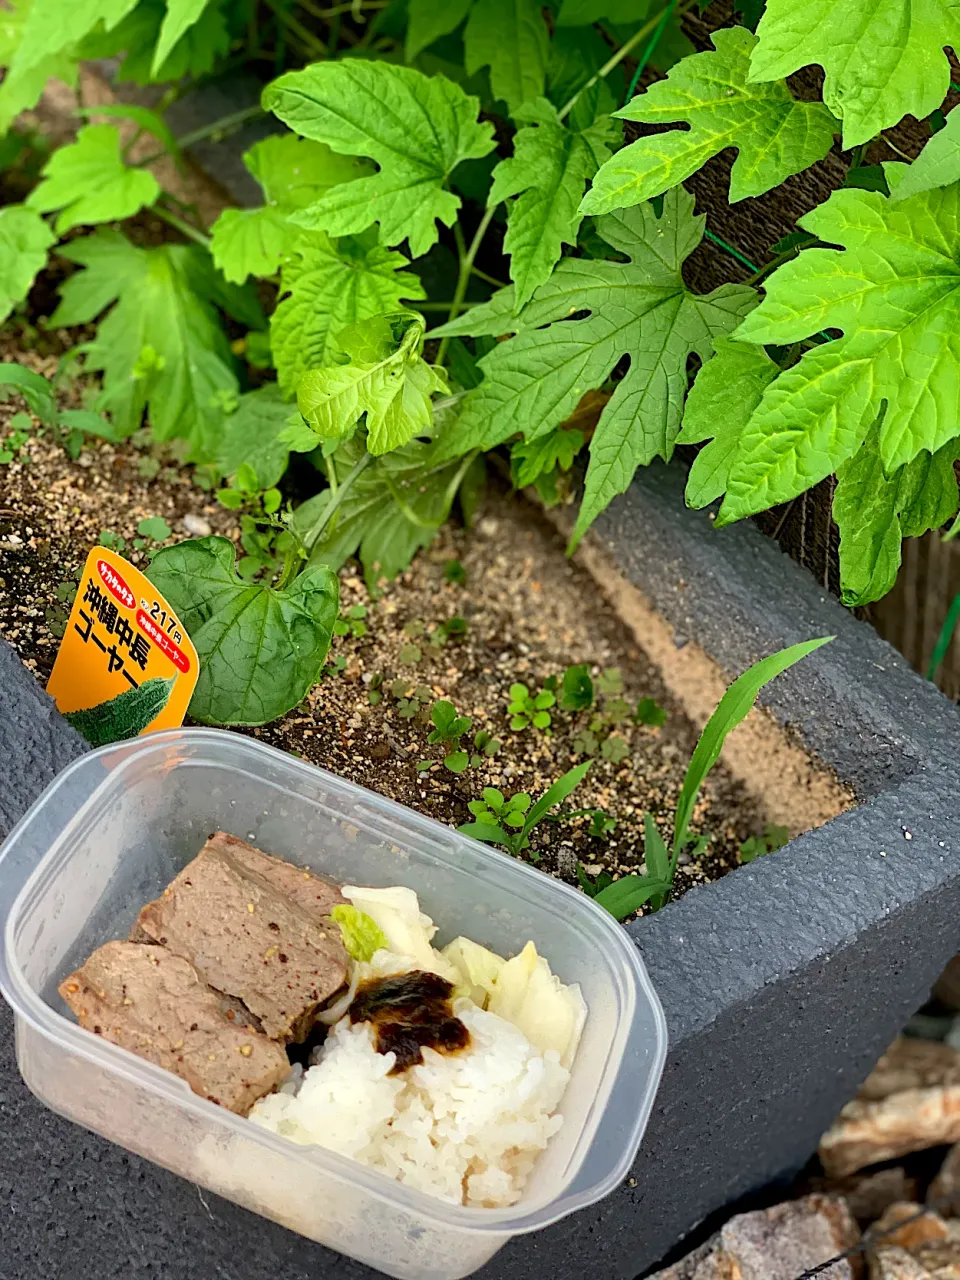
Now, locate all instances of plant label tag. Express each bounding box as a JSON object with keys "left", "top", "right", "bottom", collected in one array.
[{"left": 47, "top": 546, "right": 198, "bottom": 745}]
